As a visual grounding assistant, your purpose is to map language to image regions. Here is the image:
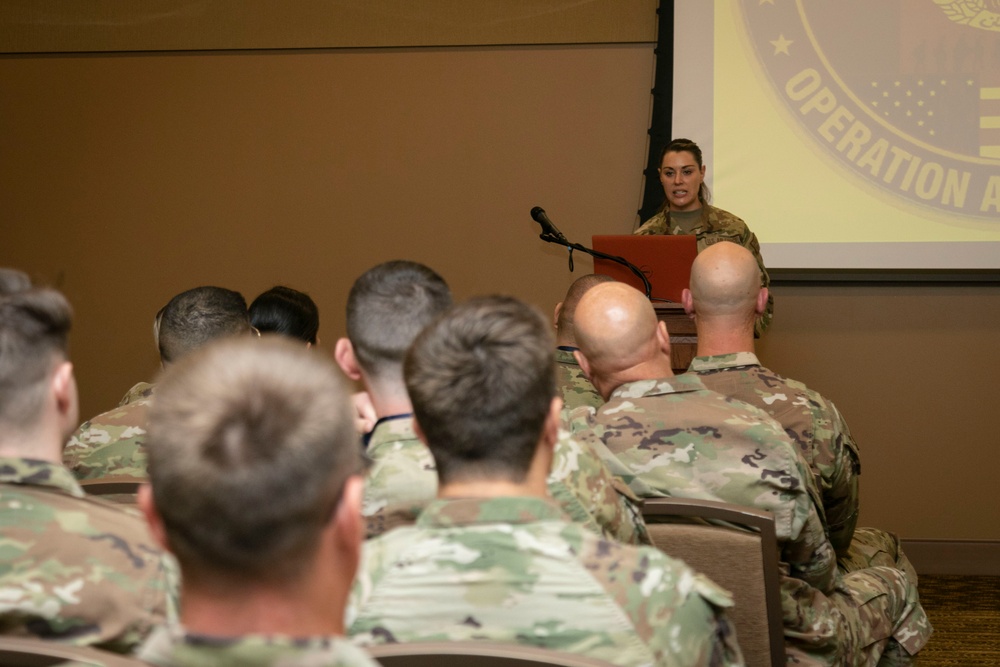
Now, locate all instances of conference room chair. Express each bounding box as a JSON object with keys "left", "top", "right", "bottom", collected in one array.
[
  {"left": 641, "top": 497, "right": 784, "bottom": 667},
  {"left": 367, "top": 641, "right": 617, "bottom": 667},
  {"left": 79, "top": 475, "right": 146, "bottom": 505},
  {"left": 0, "top": 636, "right": 149, "bottom": 666}
]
